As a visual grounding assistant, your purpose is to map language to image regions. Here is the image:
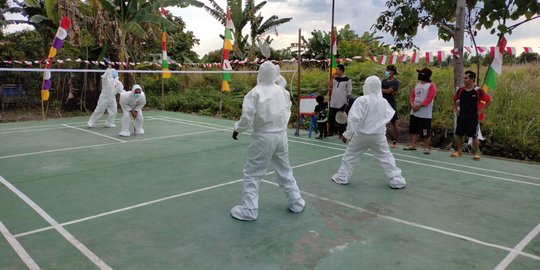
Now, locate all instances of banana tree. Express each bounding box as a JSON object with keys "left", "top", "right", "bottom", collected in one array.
[{"left": 202, "top": 0, "right": 291, "bottom": 59}]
